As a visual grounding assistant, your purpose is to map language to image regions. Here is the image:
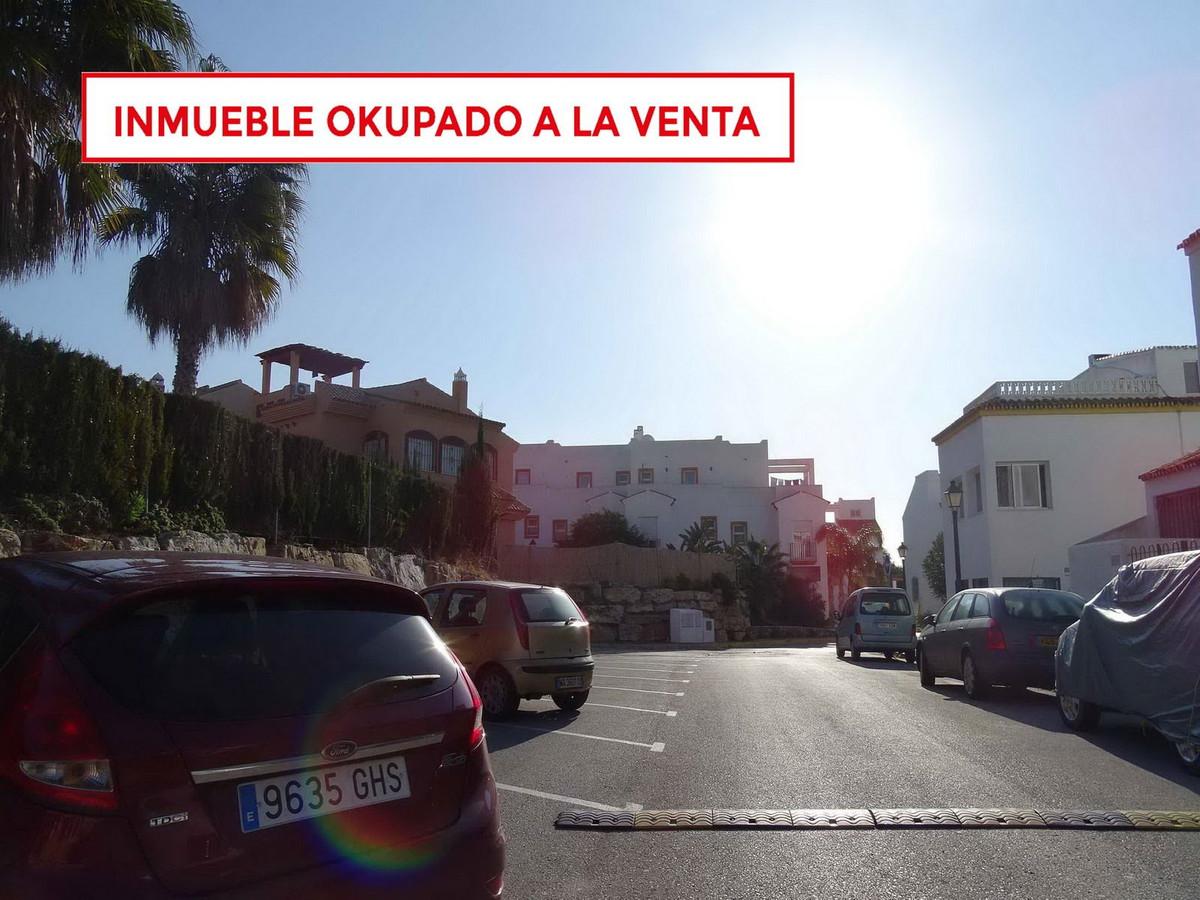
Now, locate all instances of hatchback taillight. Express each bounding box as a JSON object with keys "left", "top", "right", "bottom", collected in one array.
[
  {"left": 854, "top": 622, "right": 862, "bottom": 635},
  {"left": 507, "top": 593, "right": 530, "bottom": 650},
  {"left": 451, "top": 657, "right": 485, "bottom": 748},
  {"left": 984, "top": 618, "right": 1008, "bottom": 652},
  {"left": 0, "top": 641, "right": 116, "bottom": 812}
]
